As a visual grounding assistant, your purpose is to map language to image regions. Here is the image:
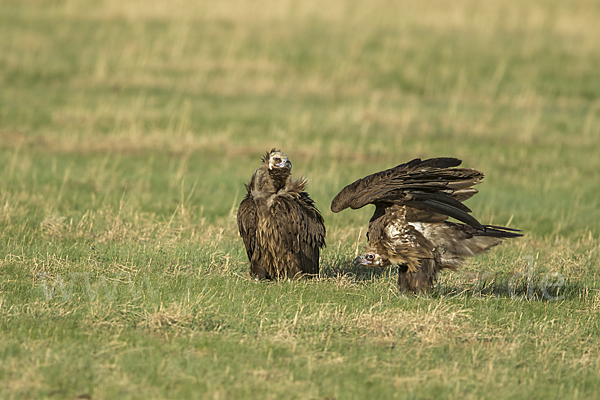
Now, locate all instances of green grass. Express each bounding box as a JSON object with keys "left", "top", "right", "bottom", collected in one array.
[{"left": 1, "top": 0, "right": 600, "bottom": 398}]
